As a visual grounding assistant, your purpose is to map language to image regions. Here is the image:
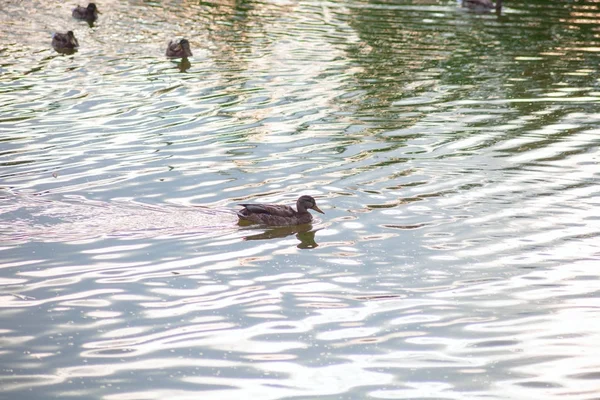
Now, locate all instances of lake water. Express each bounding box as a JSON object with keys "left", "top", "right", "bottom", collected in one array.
[{"left": 2, "top": 0, "right": 600, "bottom": 398}]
